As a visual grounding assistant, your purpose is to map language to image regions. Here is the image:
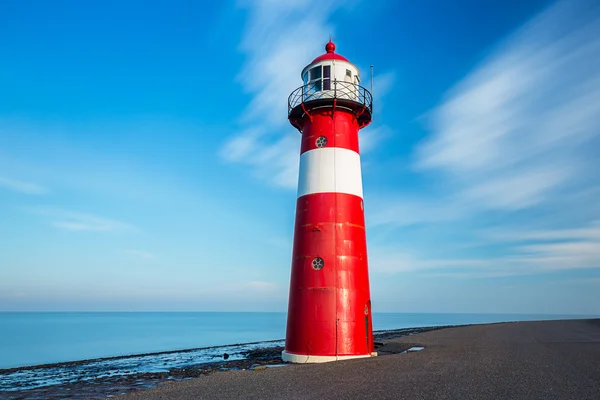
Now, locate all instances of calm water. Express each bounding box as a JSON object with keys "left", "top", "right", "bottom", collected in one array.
[{"left": 0, "top": 312, "right": 595, "bottom": 369}]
